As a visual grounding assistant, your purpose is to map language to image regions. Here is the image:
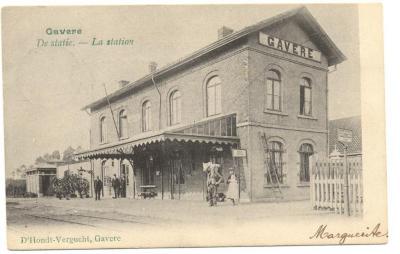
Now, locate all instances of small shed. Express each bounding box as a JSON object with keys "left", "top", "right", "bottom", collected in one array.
[{"left": 25, "top": 163, "right": 57, "bottom": 197}]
